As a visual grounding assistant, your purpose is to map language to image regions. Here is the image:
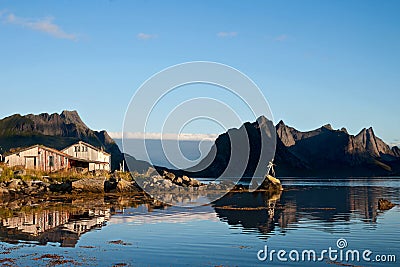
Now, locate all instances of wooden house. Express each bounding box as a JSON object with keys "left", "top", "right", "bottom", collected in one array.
[
  {"left": 62, "top": 141, "right": 111, "bottom": 171},
  {"left": 4, "top": 145, "right": 70, "bottom": 172}
]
